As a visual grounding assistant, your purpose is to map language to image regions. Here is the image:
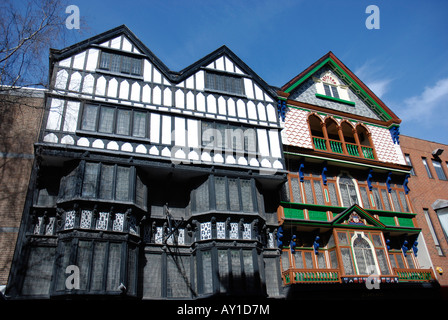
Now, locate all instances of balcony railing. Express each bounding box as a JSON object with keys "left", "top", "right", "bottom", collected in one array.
[
  {"left": 312, "top": 137, "right": 375, "bottom": 160},
  {"left": 393, "top": 268, "right": 435, "bottom": 282},
  {"left": 282, "top": 267, "right": 436, "bottom": 285}
]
